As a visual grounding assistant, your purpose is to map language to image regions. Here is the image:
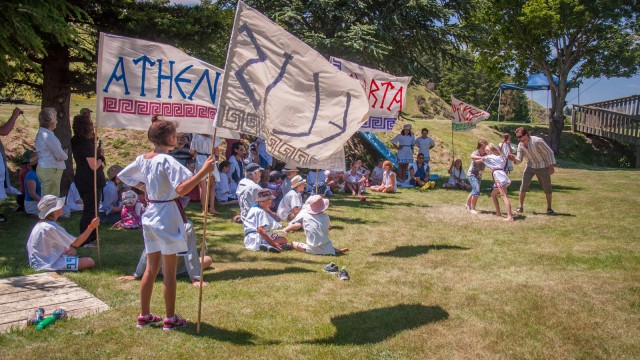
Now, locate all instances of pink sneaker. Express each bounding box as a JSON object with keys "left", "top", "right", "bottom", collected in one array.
[
  {"left": 136, "top": 313, "right": 162, "bottom": 328},
  {"left": 163, "top": 314, "right": 187, "bottom": 331}
]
